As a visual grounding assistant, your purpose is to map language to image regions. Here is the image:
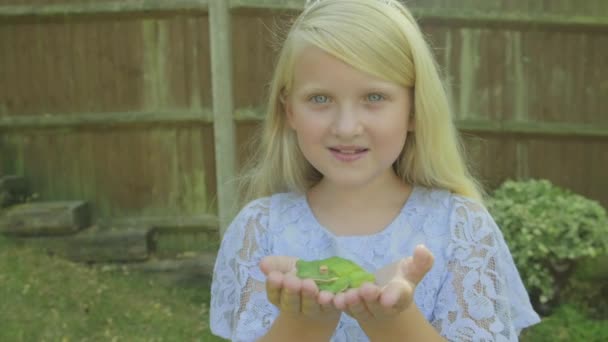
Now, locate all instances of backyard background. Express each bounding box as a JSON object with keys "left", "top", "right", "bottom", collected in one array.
[{"left": 0, "top": 0, "right": 607, "bottom": 340}]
